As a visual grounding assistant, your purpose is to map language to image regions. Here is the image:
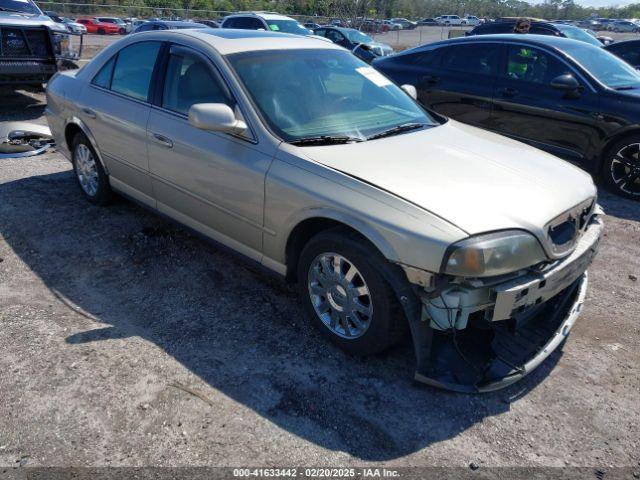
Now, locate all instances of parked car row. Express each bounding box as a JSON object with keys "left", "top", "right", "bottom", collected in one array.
[{"left": 46, "top": 28, "right": 604, "bottom": 393}]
